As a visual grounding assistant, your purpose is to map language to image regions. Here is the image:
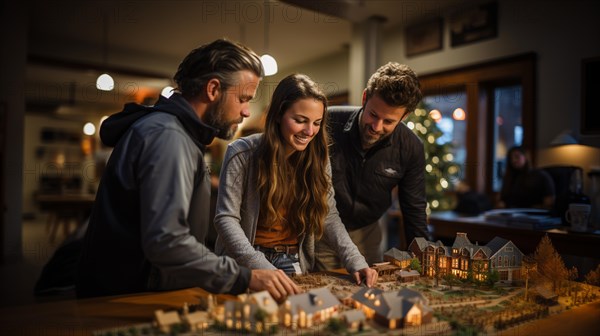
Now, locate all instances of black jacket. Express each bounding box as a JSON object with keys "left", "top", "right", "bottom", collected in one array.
[{"left": 328, "top": 106, "right": 428, "bottom": 243}]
